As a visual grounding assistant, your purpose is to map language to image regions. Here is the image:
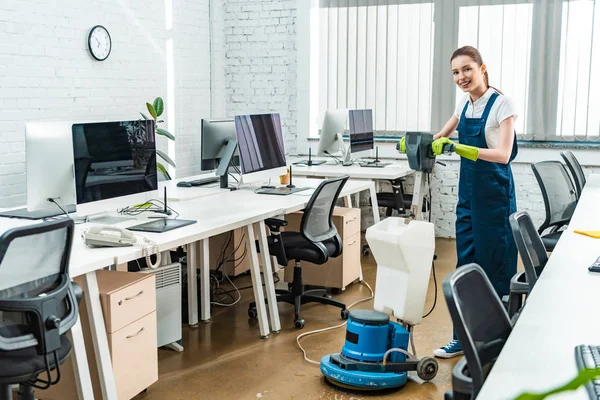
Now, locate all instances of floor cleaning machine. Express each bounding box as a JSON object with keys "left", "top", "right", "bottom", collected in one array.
[{"left": 320, "top": 132, "right": 452, "bottom": 390}]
